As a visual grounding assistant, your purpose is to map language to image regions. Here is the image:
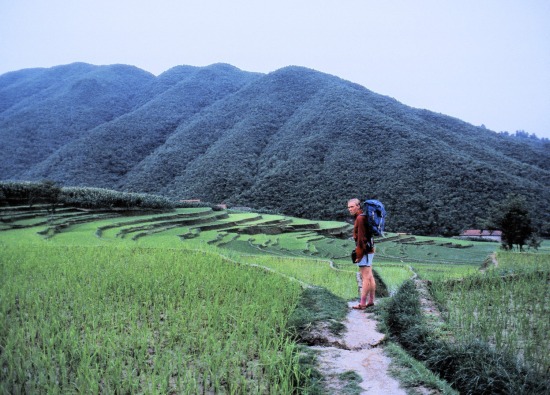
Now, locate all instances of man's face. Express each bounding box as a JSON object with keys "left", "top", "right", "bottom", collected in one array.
[{"left": 347, "top": 201, "right": 361, "bottom": 216}]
